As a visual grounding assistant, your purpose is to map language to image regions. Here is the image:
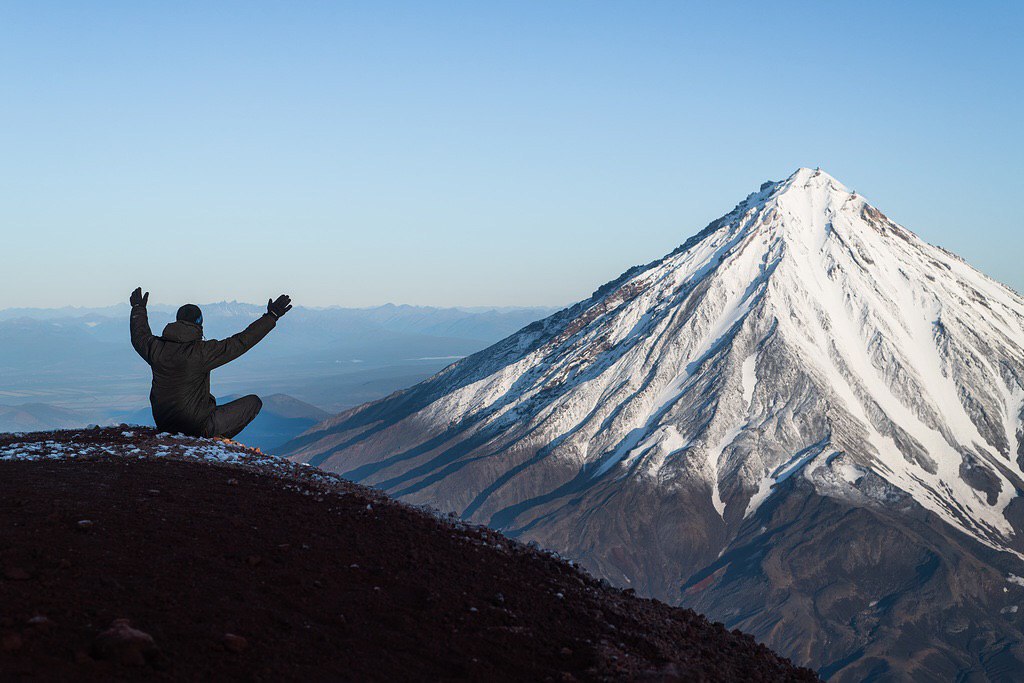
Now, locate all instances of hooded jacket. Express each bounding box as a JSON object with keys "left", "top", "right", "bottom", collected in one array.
[{"left": 130, "top": 305, "right": 276, "bottom": 435}]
